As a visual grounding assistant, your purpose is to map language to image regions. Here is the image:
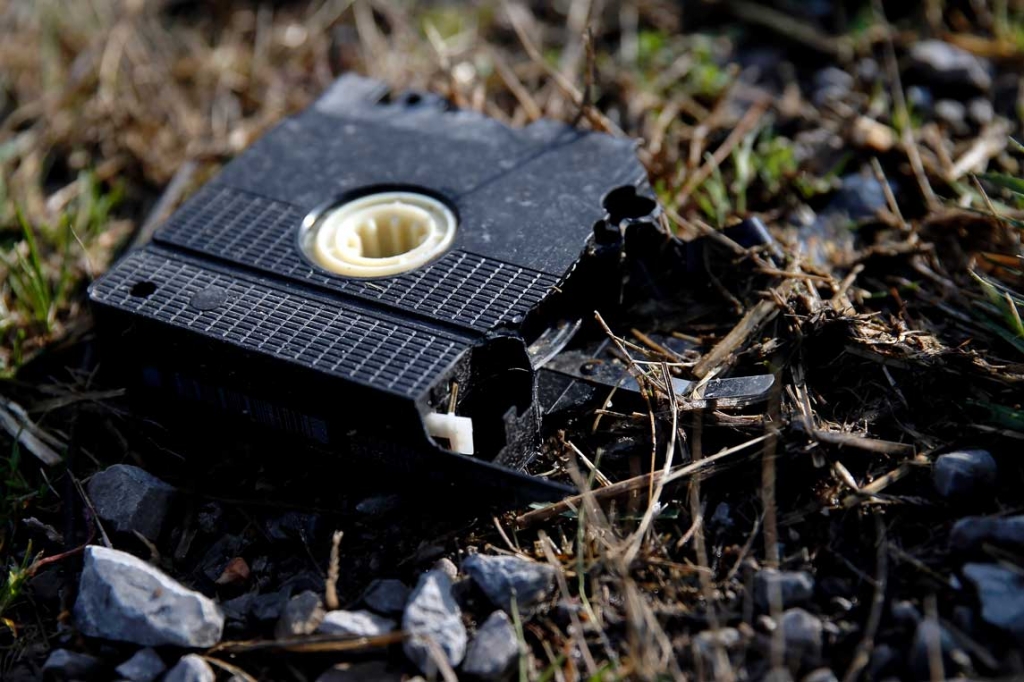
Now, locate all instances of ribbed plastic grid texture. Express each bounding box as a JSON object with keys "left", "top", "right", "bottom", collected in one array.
[
  {"left": 156, "top": 185, "right": 559, "bottom": 332},
  {"left": 90, "top": 249, "right": 467, "bottom": 398}
]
